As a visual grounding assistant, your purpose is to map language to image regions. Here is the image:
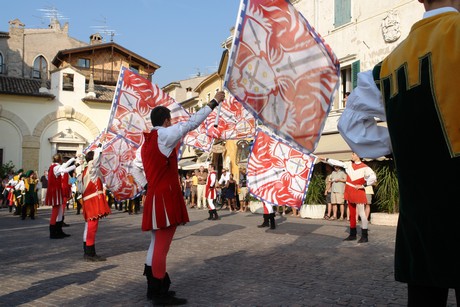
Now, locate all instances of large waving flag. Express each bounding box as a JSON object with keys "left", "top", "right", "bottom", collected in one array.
[
  {"left": 247, "top": 128, "right": 316, "bottom": 208},
  {"left": 225, "top": 0, "right": 340, "bottom": 154},
  {"left": 206, "top": 95, "right": 256, "bottom": 140},
  {"left": 97, "top": 67, "right": 189, "bottom": 201},
  {"left": 182, "top": 121, "right": 214, "bottom": 152}
]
